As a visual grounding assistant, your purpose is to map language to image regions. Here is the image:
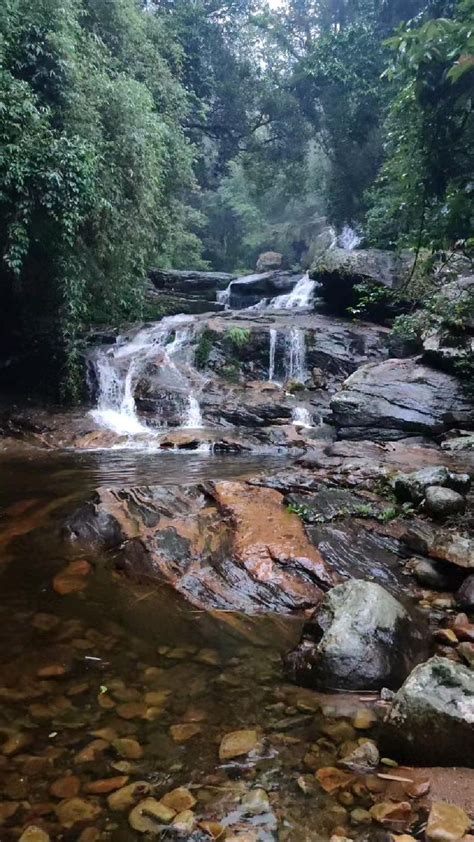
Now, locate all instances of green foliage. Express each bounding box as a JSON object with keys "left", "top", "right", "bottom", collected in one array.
[
  {"left": 195, "top": 329, "right": 215, "bottom": 368},
  {"left": 367, "top": 0, "right": 474, "bottom": 250},
  {"left": 347, "top": 283, "right": 395, "bottom": 318},
  {"left": 227, "top": 326, "right": 251, "bottom": 348}
]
